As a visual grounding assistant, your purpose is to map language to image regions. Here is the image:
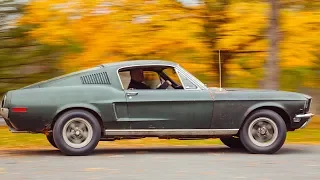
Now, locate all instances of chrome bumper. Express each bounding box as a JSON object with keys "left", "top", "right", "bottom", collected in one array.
[
  {"left": 0, "top": 107, "right": 9, "bottom": 119},
  {"left": 296, "top": 113, "right": 314, "bottom": 118},
  {"left": 300, "top": 119, "right": 312, "bottom": 129},
  {"left": 293, "top": 113, "right": 314, "bottom": 129}
]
